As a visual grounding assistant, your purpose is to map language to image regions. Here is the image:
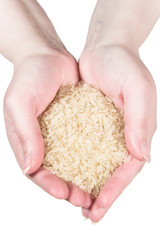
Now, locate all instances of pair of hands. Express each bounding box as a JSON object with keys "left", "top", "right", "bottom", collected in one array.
[{"left": 4, "top": 43, "right": 156, "bottom": 222}]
